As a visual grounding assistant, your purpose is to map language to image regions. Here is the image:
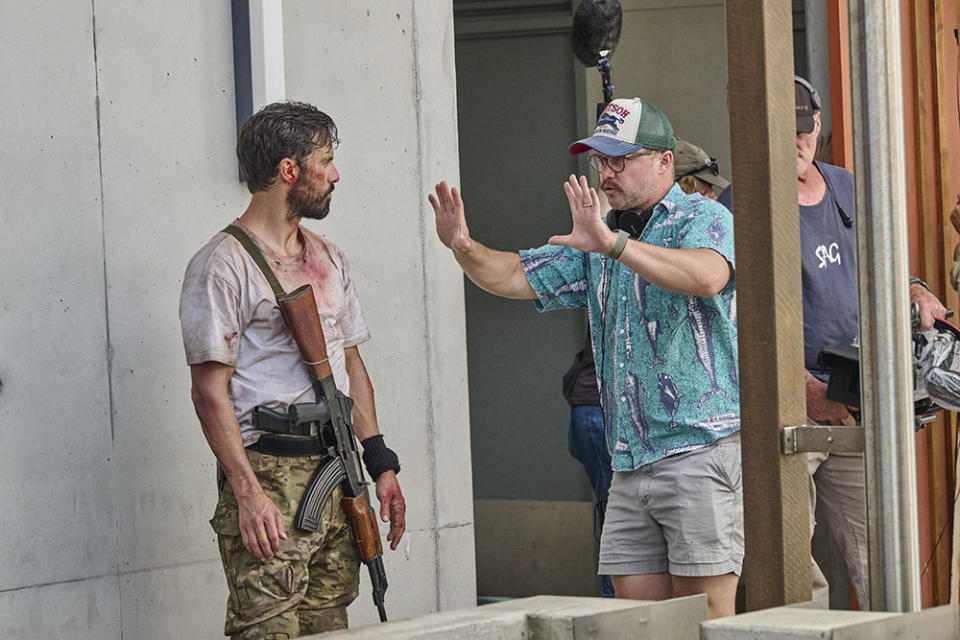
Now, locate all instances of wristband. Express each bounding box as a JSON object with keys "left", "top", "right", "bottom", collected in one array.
[
  {"left": 909, "top": 277, "right": 931, "bottom": 292},
  {"left": 606, "top": 230, "right": 629, "bottom": 260},
  {"left": 360, "top": 434, "right": 401, "bottom": 480}
]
